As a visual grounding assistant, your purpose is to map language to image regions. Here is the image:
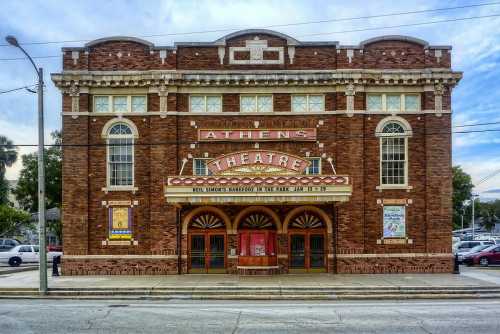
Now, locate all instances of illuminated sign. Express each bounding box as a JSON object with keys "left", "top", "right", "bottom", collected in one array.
[
  {"left": 206, "top": 150, "right": 310, "bottom": 175},
  {"left": 198, "top": 128, "right": 317, "bottom": 142}
]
